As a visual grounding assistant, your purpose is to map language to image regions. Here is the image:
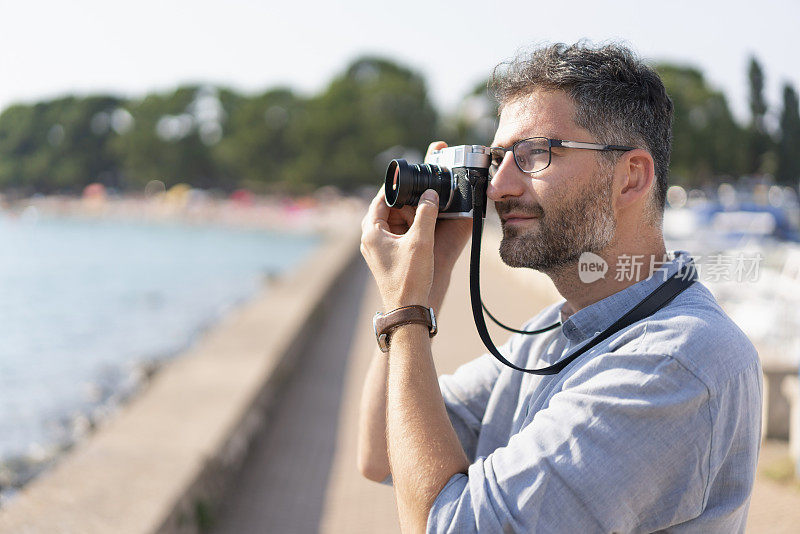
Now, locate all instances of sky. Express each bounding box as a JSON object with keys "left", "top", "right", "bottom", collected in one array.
[{"left": 1, "top": 0, "right": 798, "bottom": 127}]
